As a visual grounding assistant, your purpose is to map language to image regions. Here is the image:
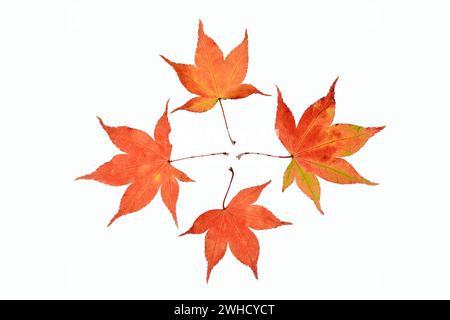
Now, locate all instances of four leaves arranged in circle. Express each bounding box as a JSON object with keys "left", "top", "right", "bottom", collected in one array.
[{"left": 77, "top": 20, "right": 384, "bottom": 282}]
